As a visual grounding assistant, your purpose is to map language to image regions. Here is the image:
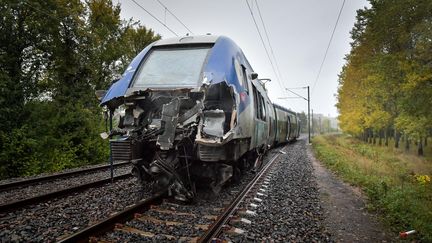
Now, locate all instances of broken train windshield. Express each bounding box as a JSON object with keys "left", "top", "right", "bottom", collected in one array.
[{"left": 131, "top": 46, "right": 211, "bottom": 88}]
